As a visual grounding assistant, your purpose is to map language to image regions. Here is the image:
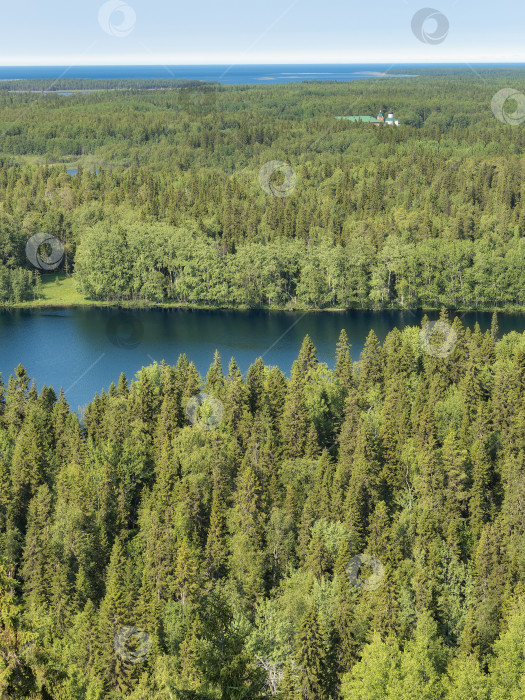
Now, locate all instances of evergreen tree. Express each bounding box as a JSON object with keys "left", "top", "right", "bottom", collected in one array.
[
  {"left": 205, "top": 488, "right": 228, "bottom": 579},
  {"left": 281, "top": 360, "right": 310, "bottom": 459},
  {"left": 359, "top": 330, "right": 384, "bottom": 392},
  {"left": 335, "top": 329, "right": 354, "bottom": 392},
  {"left": 229, "top": 465, "right": 266, "bottom": 606},
  {"left": 246, "top": 357, "right": 265, "bottom": 416},
  {"left": 97, "top": 537, "right": 133, "bottom": 689},
  {"left": 295, "top": 605, "right": 331, "bottom": 699},
  {"left": 205, "top": 350, "right": 225, "bottom": 397},
  {"left": 0, "top": 558, "right": 37, "bottom": 697}
]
